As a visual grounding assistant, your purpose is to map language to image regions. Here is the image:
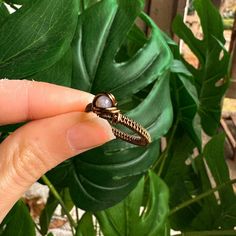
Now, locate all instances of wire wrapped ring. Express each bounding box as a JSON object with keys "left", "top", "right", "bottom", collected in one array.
[{"left": 85, "top": 93, "right": 151, "bottom": 146}]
